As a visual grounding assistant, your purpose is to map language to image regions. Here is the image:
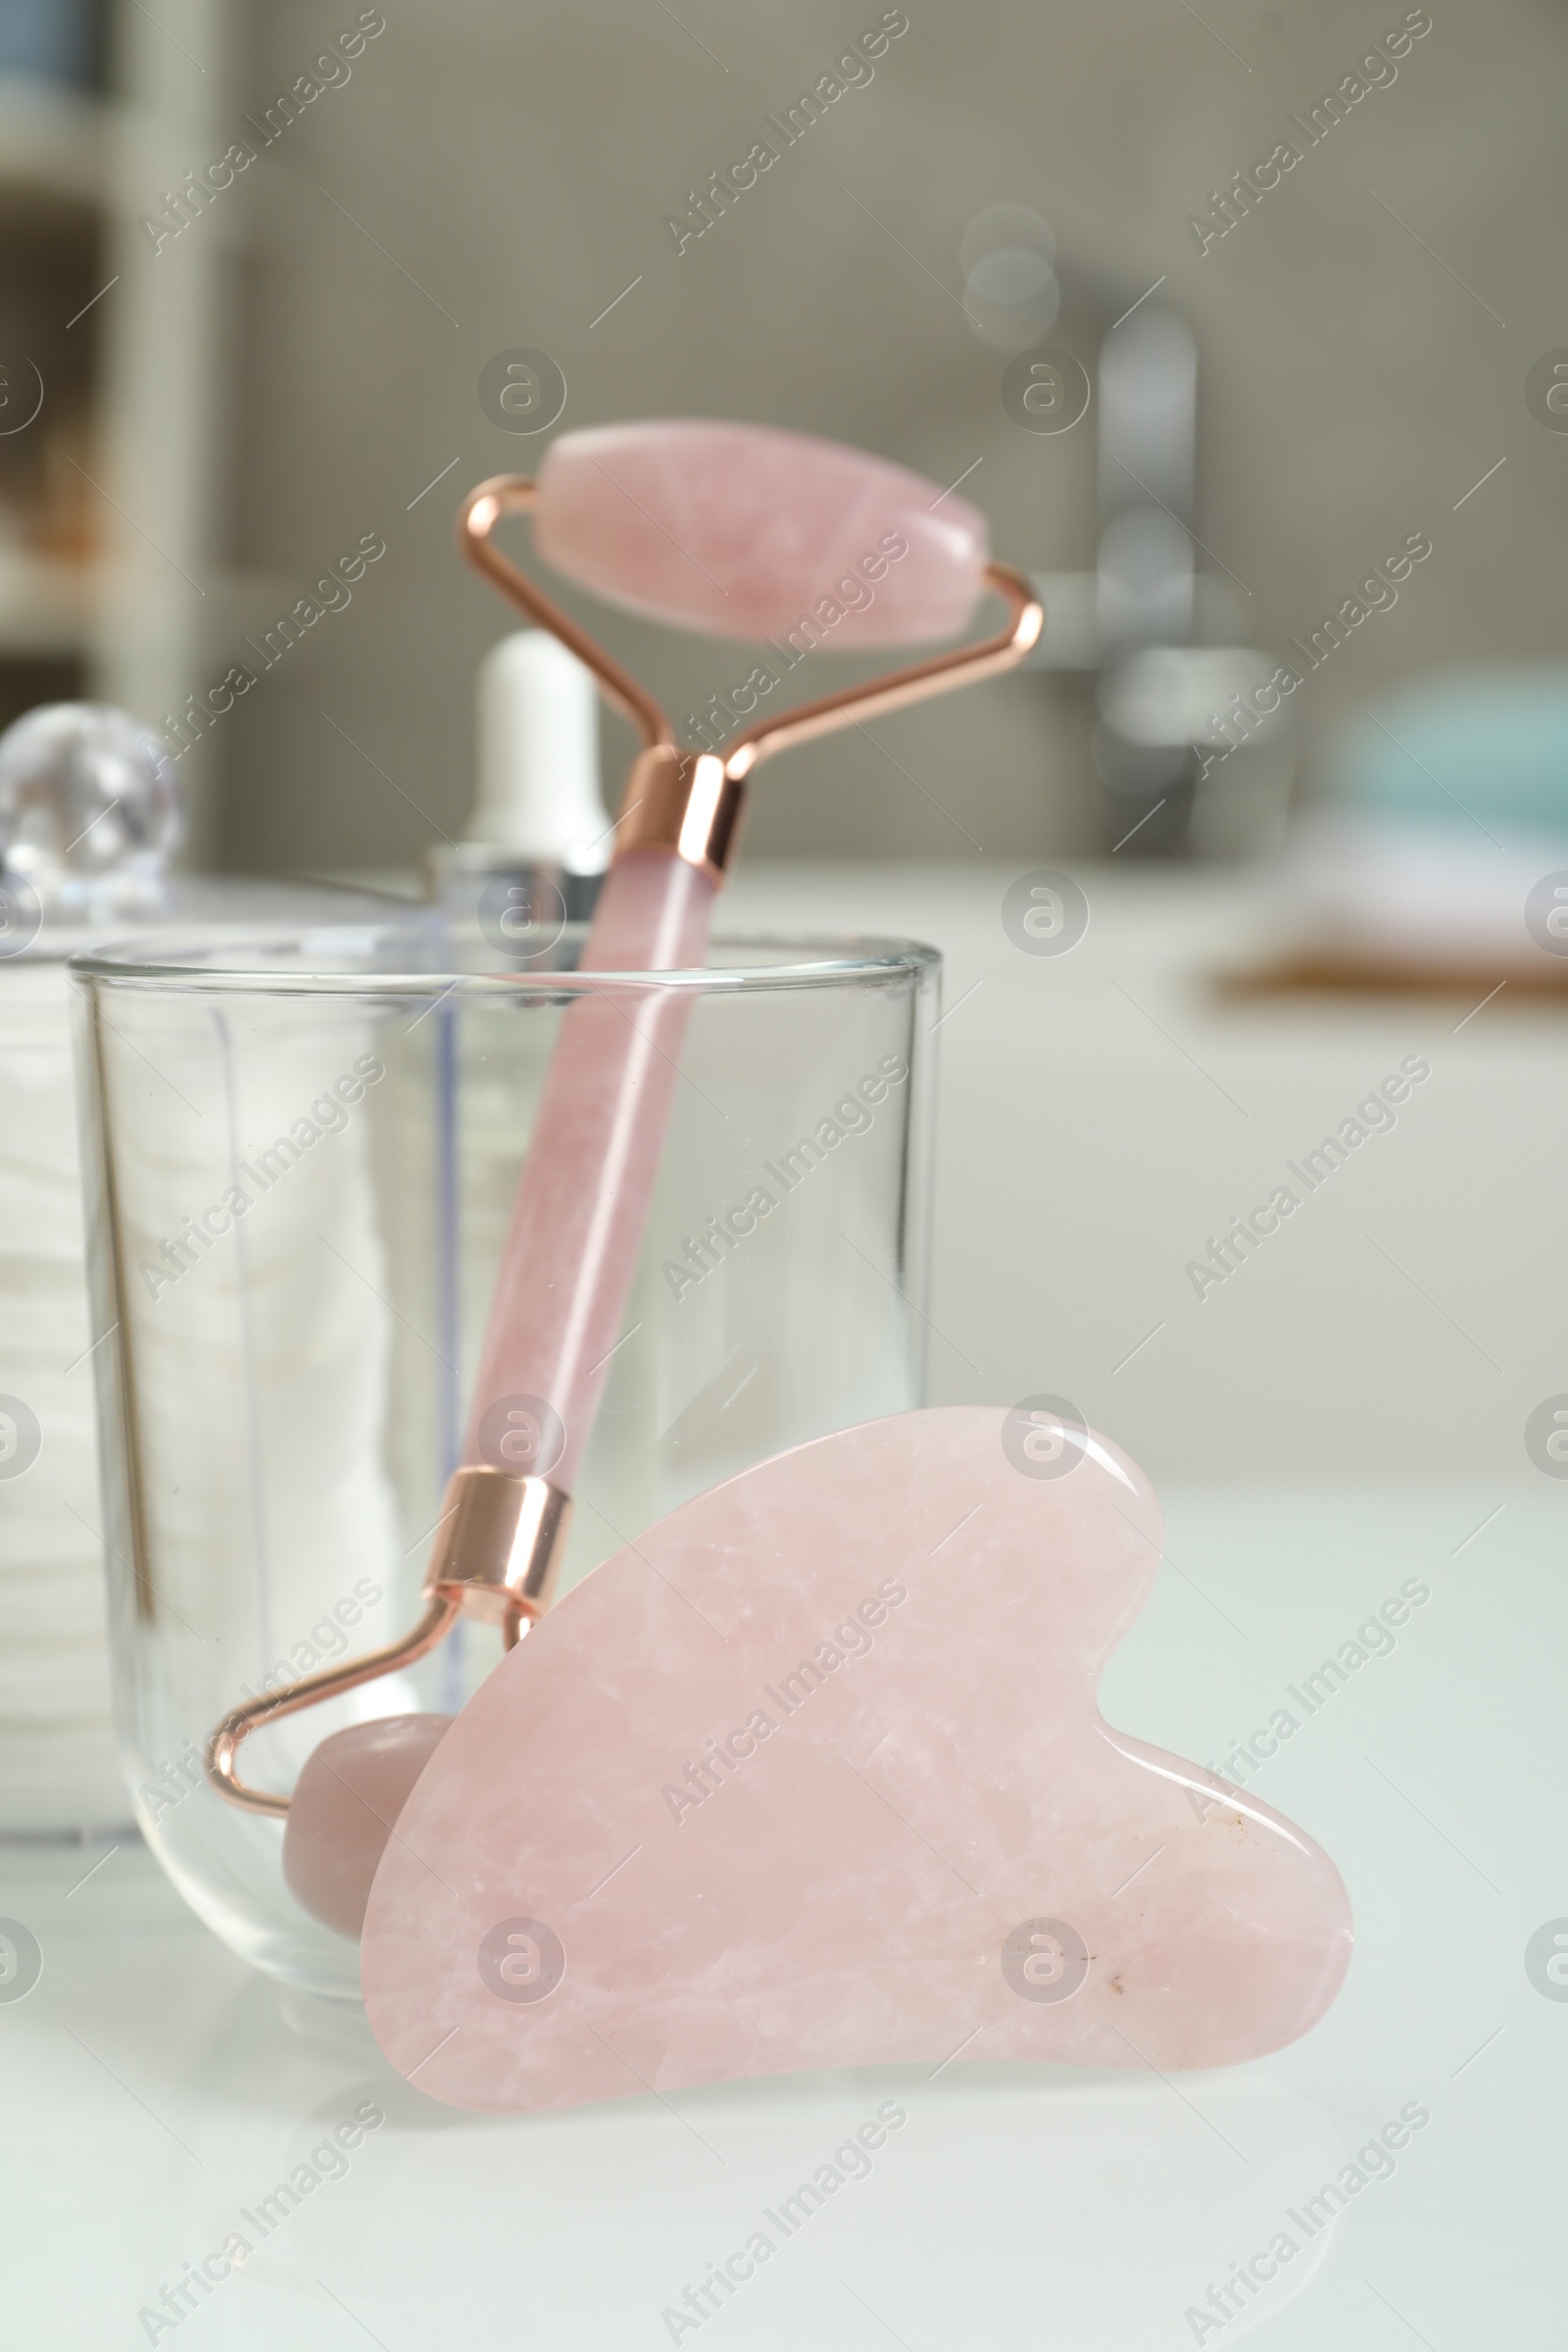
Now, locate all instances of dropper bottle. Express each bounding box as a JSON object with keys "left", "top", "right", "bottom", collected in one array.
[{"left": 425, "top": 630, "right": 612, "bottom": 934}]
